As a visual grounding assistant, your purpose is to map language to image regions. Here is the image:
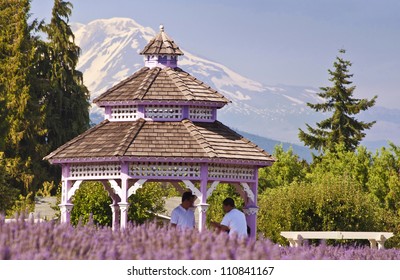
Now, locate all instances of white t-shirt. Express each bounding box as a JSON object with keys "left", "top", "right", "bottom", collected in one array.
[
  {"left": 221, "top": 208, "right": 248, "bottom": 238},
  {"left": 170, "top": 205, "right": 195, "bottom": 229}
]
